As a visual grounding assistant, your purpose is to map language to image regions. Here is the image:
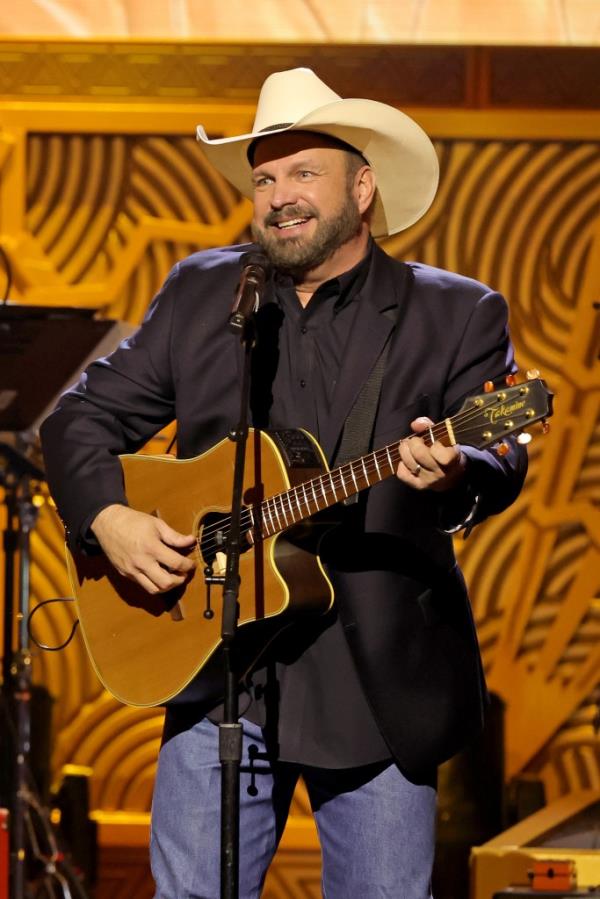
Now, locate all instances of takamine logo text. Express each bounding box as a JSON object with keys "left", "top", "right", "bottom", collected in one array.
[{"left": 487, "top": 399, "right": 527, "bottom": 423}]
